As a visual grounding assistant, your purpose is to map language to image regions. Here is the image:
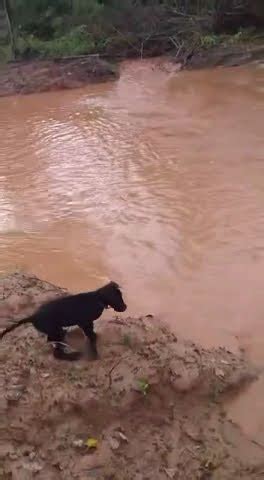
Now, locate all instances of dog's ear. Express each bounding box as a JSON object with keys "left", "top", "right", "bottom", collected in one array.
[{"left": 109, "top": 281, "right": 121, "bottom": 289}]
